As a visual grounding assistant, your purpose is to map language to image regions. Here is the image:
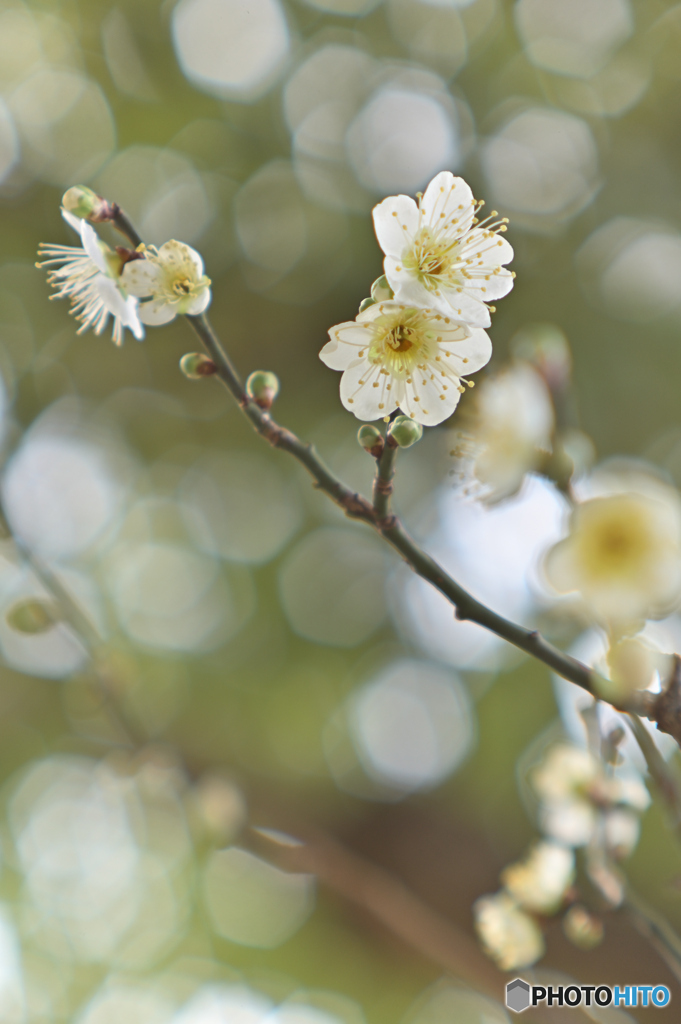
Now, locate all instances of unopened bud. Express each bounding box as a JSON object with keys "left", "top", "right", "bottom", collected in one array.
[
  {"left": 6, "top": 597, "right": 60, "bottom": 634},
  {"left": 563, "top": 905, "right": 604, "bottom": 950},
  {"left": 62, "top": 185, "right": 112, "bottom": 222},
  {"left": 357, "top": 424, "right": 384, "bottom": 456},
  {"left": 246, "top": 370, "right": 280, "bottom": 409},
  {"left": 358, "top": 297, "right": 376, "bottom": 313},
  {"left": 388, "top": 415, "right": 423, "bottom": 448},
  {"left": 371, "top": 275, "right": 394, "bottom": 302},
  {"left": 179, "top": 352, "right": 217, "bottom": 379}
]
